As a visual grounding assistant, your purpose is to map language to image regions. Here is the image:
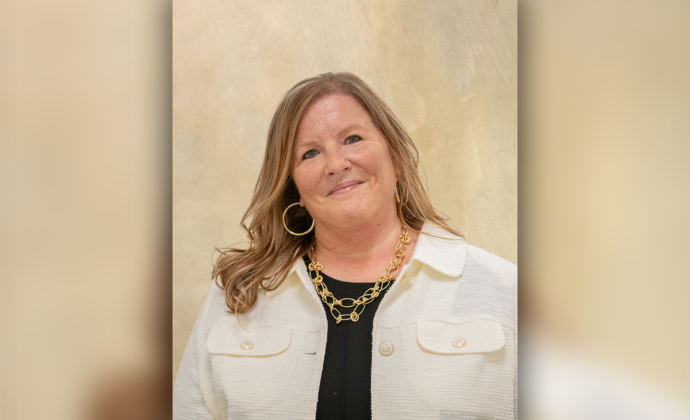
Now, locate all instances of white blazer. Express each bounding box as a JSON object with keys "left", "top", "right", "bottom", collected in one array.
[{"left": 174, "top": 223, "right": 517, "bottom": 419}]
